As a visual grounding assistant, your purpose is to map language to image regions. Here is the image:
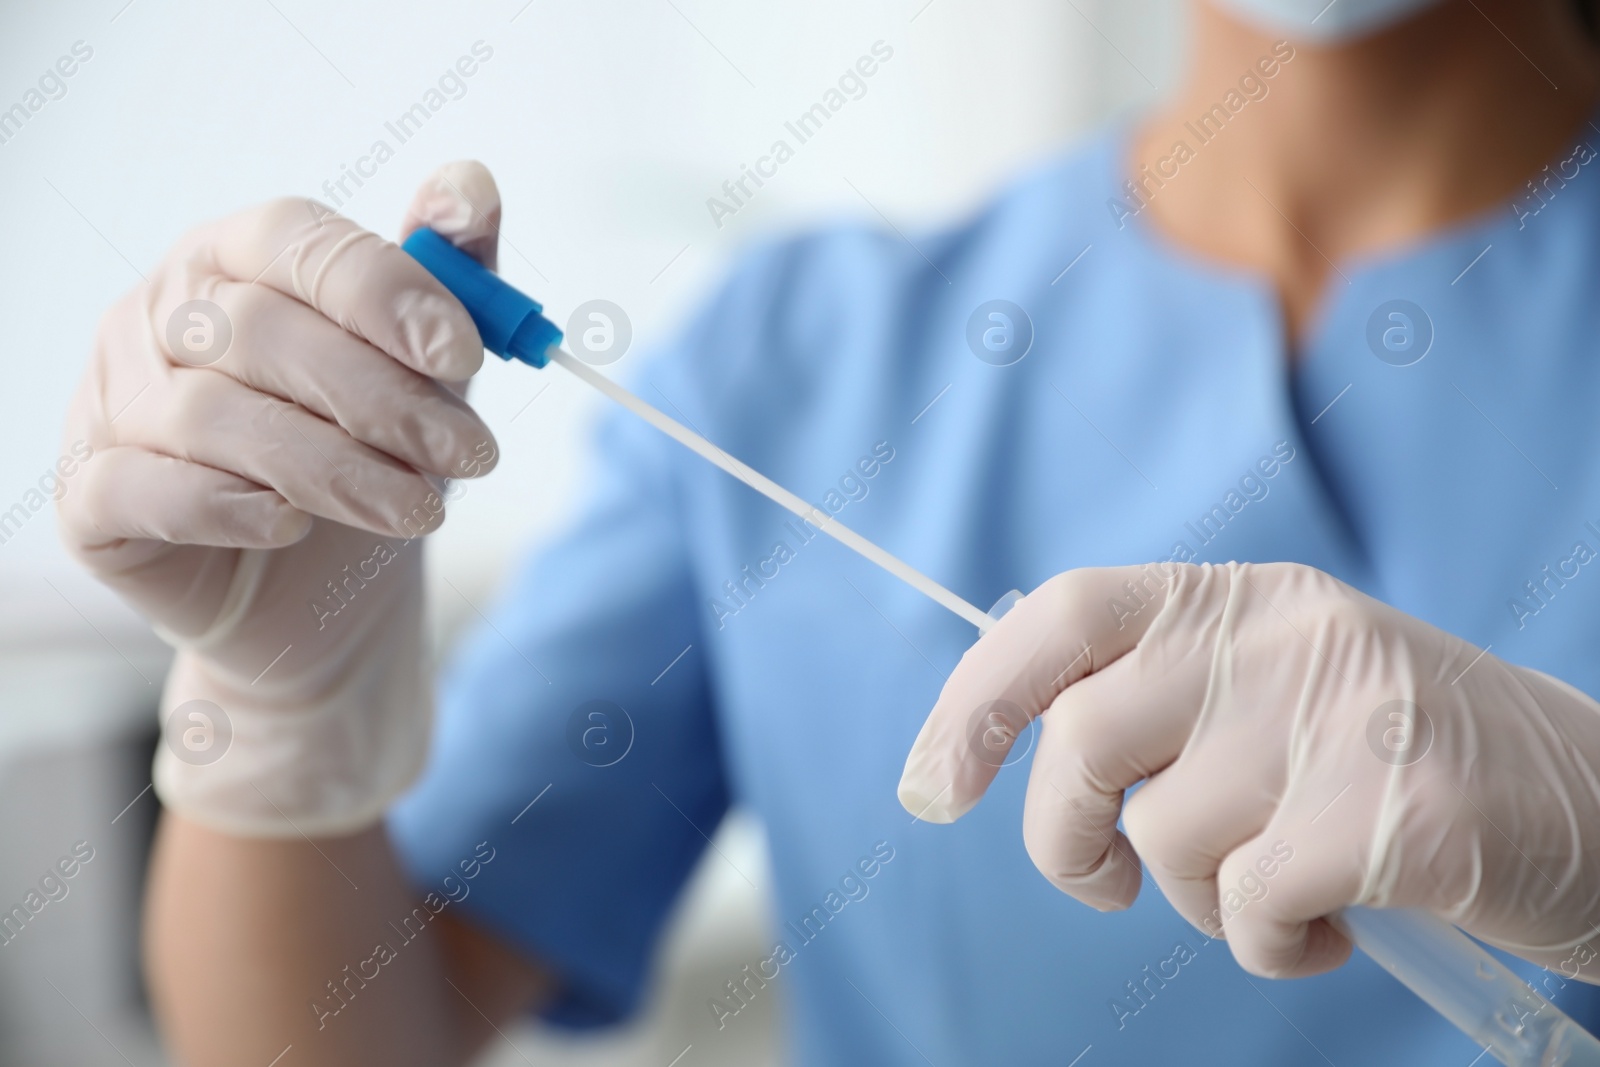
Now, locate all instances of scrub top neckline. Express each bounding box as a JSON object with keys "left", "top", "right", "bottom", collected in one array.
[{"left": 1100, "top": 104, "right": 1600, "bottom": 367}]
